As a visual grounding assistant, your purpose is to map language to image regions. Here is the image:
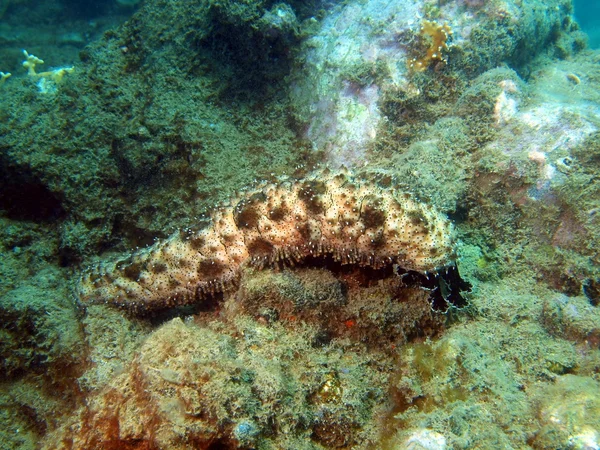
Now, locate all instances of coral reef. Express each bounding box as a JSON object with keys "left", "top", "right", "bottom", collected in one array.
[
  {"left": 78, "top": 170, "right": 456, "bottom": 312},
  {"left": 2, "top": 0, "right": 600, "bottom": 449}
]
